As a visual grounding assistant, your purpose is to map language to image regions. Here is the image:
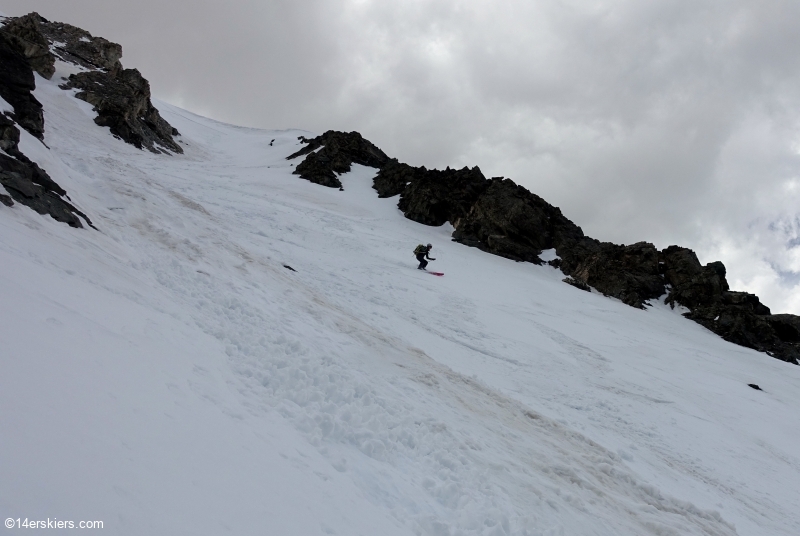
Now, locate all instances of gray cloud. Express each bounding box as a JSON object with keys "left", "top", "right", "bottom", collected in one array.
[{"left": 6, "top": 0, "right": 800, "bottom": 312}]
